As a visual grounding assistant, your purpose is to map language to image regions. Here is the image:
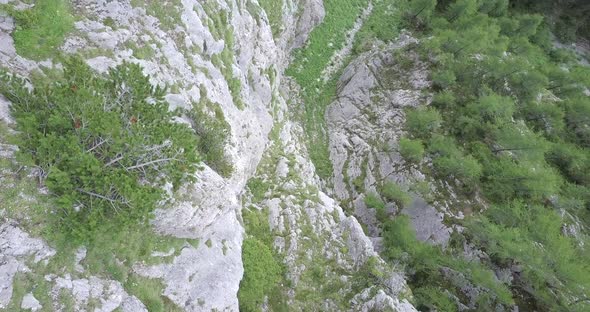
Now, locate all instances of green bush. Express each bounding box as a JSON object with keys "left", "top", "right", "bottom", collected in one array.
[
  {"left": 468, "top": 202, "right": 590, "bottom": 310},
  {"left": 0, "top": 57, "right": 200, "bottom": 240},
  {"left": 399, "top": 137, "right": 425, "bottom": 164},
  {"left": 432, "top": 154, "right": 482, "bottom": 182},
  {"left": 378, "top": 0, "right": 590, "bottom": 310},
  {"left": 364, "top": 192, "right": 385, "bottom": 210},
  {"left": 431, "top": 91, "right": 456, "bottom": 109},
  {"left": 405, "top": 107, "right": 442, "bottom": 139},
  {"left": 238, "top": 238, "right": 282, "bottom": 312},
  {"left": 413, "top": 286, "right": 458, "bottom": 312},
  {"left": 365, "top": 192, "right": 386, "bottom": 222},
  {"left": 382, "top": 215, "right": 514, "bottom": 309},
  {"left": 381, "top": 181, "right": 412, "bottom": 208},
  {"left": 189, "top": 100, "right": 233, "bottom": 177},
  {"left": 431, "top": 69, "right": 457, "bottom": 89},
  {"left": 427, "top": 135, "right": 482, "bottom": 183}
]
